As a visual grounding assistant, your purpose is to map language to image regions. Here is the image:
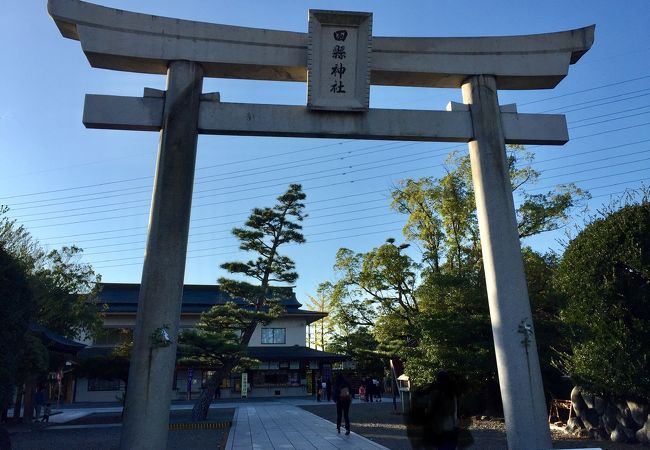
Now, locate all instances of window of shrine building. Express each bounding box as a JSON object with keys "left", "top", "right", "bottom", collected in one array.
[
  {"left": 261, "top": 328, "right": 286, "bottom": 344},
  {"left": 88, "top": 378, "right": 123, "bottom": 391}
]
